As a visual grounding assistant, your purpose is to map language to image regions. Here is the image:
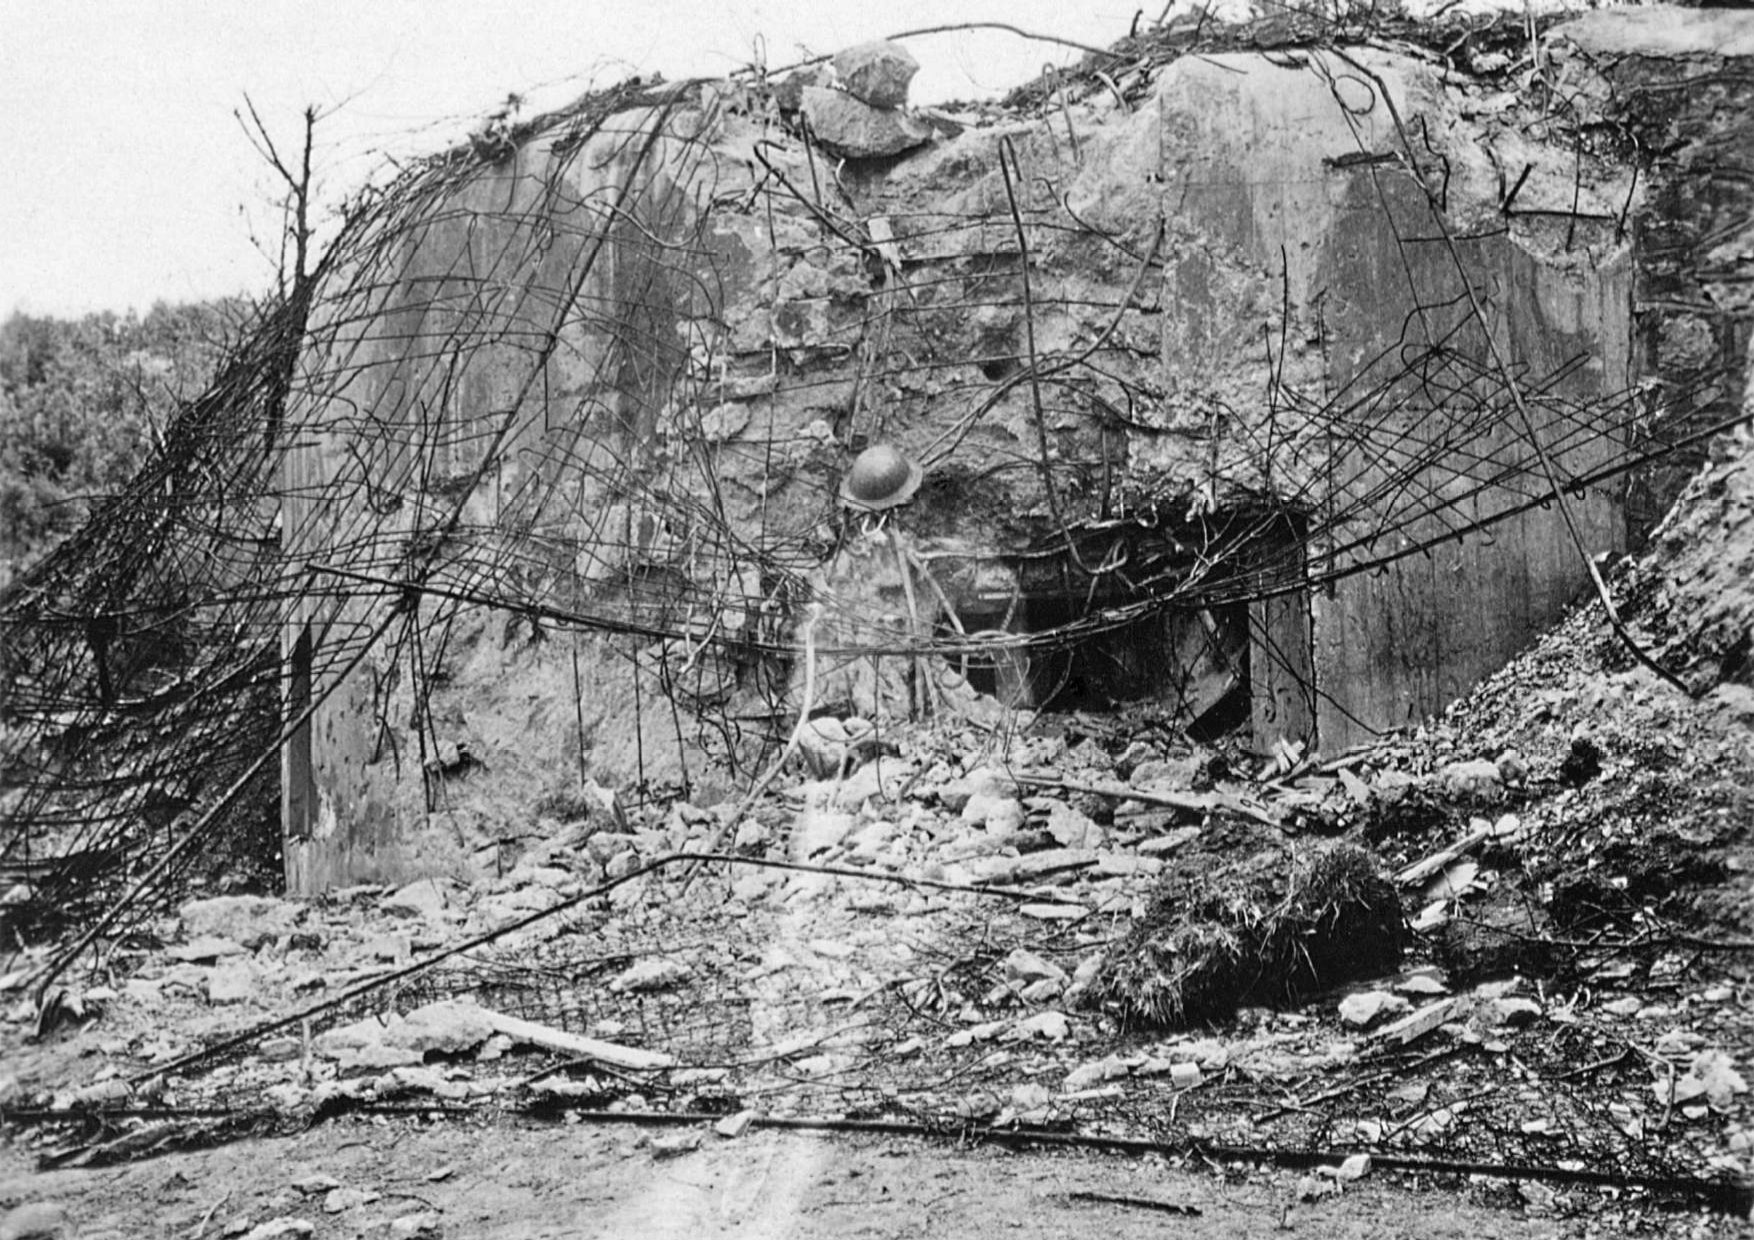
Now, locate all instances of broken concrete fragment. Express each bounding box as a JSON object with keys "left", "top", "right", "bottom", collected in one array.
[
  {"left": 204, "top": 959, "right": 259, "bottom": 1005},
  {"left": 1064, "top": 1054, "right": 1130, "bottom": 1091},
  {"left": 1484, "top": 996, "right": 1543, "bottom": 1028},
  {"left": 801, "top": 85, "right": 933, "bottom": 159},
  {"left": 715, "top": 1109, "right": 756, "bottom": 1138},
  {"left": 833, "top": 40, "right": 919, "bottom": 108},
  {"left": 1014, "top": 1010, "right": 1070, "bottom": 1041},
  {"left": 179, "top": 895, "right": 303, "bottom": 945},
  {"left": 1436, "top": 760, "right": 1504, "bottom": 801},
  {"left": 1004, "top": 948, "right": 1068, "bottom": 985},
  {"left": 167, "top": 935, "right": 245, "bottom": 963},
  {"left": 938, "top": 766, "right": 1016, "bottom": 813},
  {"left": 790, "top": 806, "right": 856, "bottom": 860},
  {"left": 315, "top": 1000, "right": 496, "bottom": 1068},
  {"left": 321, "top": 1187, "right": 378, "bottom": 1214},
  {"left": 241, "top": 1219, "right": 315, "bottom": 1239},
  {"left": 1041, "top": 798, "right": 1103, "bottom": 848},
  {"left": 608, "top": 958, "right": 691, "bottom": 994},
  {"left": 1011, "top": 847, "right": 1095, "bottom": 880},
  {"left": 961, "top": 792, "right": 1024, "bottom": 834},
  {"left": 1130, "top": 757, "right": 1198, "bottom": 790},
  {"left": 1338, "top": 990, "right": 1408, "bottom": 1029},
  {"left": 387, "top": 1211, "right": 442, "bottom": 1237},
  {"left": 1371, "top": 997, "right": 1462, "bottom": 1047},
  {"left": 380, "top": 878, "right": 450, "bottom": 919}
]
